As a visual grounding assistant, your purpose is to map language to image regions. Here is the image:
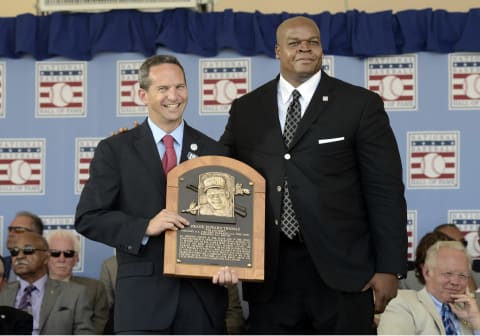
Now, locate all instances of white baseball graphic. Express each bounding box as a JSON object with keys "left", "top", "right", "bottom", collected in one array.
[
  {"left": 213, "top": 79, "right": 237, "bottom": 104},
  {"left": 465, "top": 231, "right": 480, "bottom": 258},
  {"left": 422, "top": 153, "right": 446, "bottom": 178},
  {"left": 50, "top": 82, "right": 73, "bottom": 107},
  {"left": 464, "top": 74, "right": 480, "bottom": 99},
  {"left": 8, "top": 159, "right": 32, "bottom": 184},
  {"left": 379, "top": 75, "right": 404, "bottom": 100},
  {"left": 131, "top": 82, "right": 145, "bottom": 106}
]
